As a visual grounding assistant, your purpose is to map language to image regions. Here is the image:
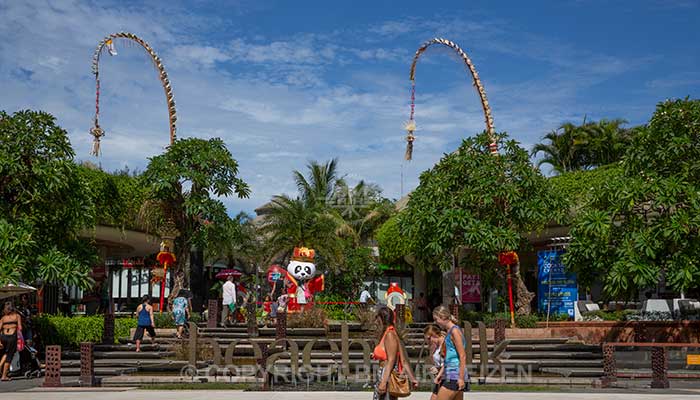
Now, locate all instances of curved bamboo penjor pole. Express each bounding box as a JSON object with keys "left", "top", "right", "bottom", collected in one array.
[
  {"left": 405, "top": 38, "right": 497, "bottom": 160},
  {"left": 90, "top": 32, "right": 177, "bottom": 156}
]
